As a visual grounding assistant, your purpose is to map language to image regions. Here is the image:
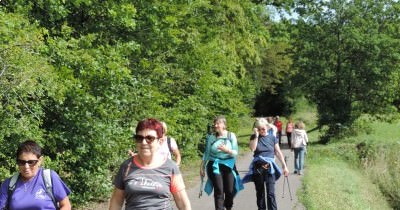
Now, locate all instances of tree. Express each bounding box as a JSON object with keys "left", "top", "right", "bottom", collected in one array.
[
  {"left": 0, "top": 11, "right": 64, "bottom": 176},
  {"left": 291, "top": 0, "right": 400, "bottom": 142}
]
